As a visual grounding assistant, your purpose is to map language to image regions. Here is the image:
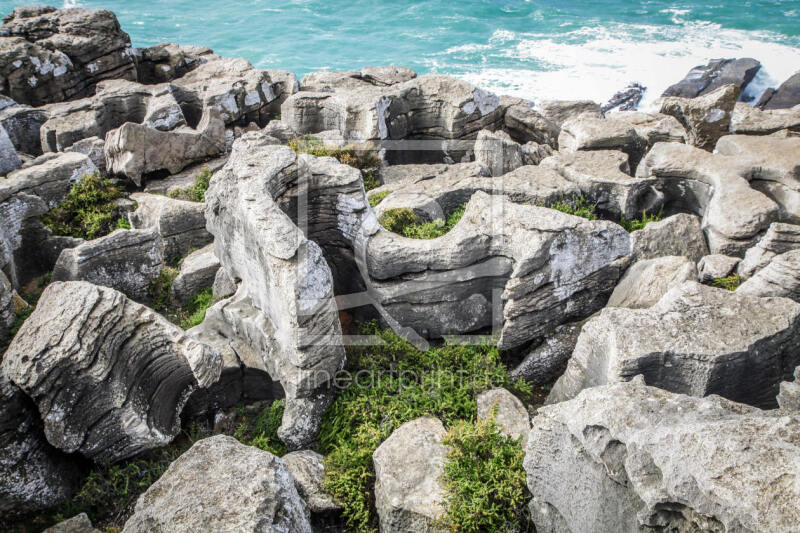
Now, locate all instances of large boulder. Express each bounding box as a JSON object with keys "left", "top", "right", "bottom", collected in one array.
[
  {"left": 660, "top": 84, "right": 739, "bottom": 151},
  {"left": 129, "top": 192, "right": 212, "bottom": 263},
  {"left": 731, "top": 102, "right": 800, "bottom": 135},
  {"left": 548, "top": 281, "right": 800, "bottom": 408},
  {"left": 121, "top": 435, "right": 312, "bottom": 533},
  {"left": 169, "top": 244, "right": 220, "bottom": 306},
  {"left": 474, "top": 129, "right": 524, "bottom": 176},
  {"left": 4, "top": 151, "right": 96, "bottom": 208},
  {"left": 757, "top": 71, "right": 800, "bottom": 110},
  {"left": 134, "top": 43, "right": 216, "bottom": 84},
  {"left": 0, "top": 6, "right": 136, "bottom": 106},
  {"left": 637, "top": 142, "right": 778, "bottom": 255},
  {"left": 525, "top": 378, "right": 800, "bottom": 533},
  {"left": 43, "top": 513, "right": 100, "bottom": 533},
  {"left": 52, "top": 228, "right": 165, "bottom": 300},
  {"left": 606, "top": 255, "right": 697, "bottom": 309},
  {"left": 557, "top": 115, "right": 647, "bottom": 171},
  {"left": 737, "top": 249, "right": 800, "bottom": 303},
  {"left": 662, "top": 58, "right": 761, "bottom": 98},
  {"left": 611, "top": 111, "right": 686, "bottom": 147},
  {"left": 0, "top": 103, "right": 49, "bottom": 156},
  {"left": 503, "top": 102, "right": 559, "bottom": 146},
  {"left": 537, "top": 100, "right": 603, "bottom": 129},
  {"left": 628, "top": 213, "right": 709, "bottom": 262},
  {"left": 373, "top": 417, "right": 449, "bottom": 533},
  {"left": 697, "top": 253, "right": 740, "bottom": 283},
  {"left": 737, "top": 222, "right": 800, "bottom": 277},
  {"left": 1, "top": 281, "right": 221, "bottom": 462}
]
